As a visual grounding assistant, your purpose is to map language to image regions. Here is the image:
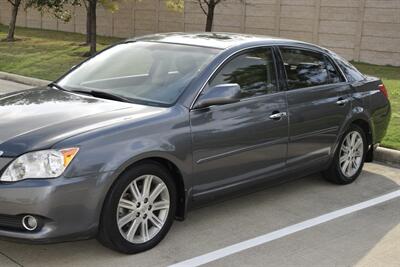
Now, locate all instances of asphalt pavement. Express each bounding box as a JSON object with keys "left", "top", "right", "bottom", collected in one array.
[{"left": 0, "top": 79, "right": 399, "bottom": 267}]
